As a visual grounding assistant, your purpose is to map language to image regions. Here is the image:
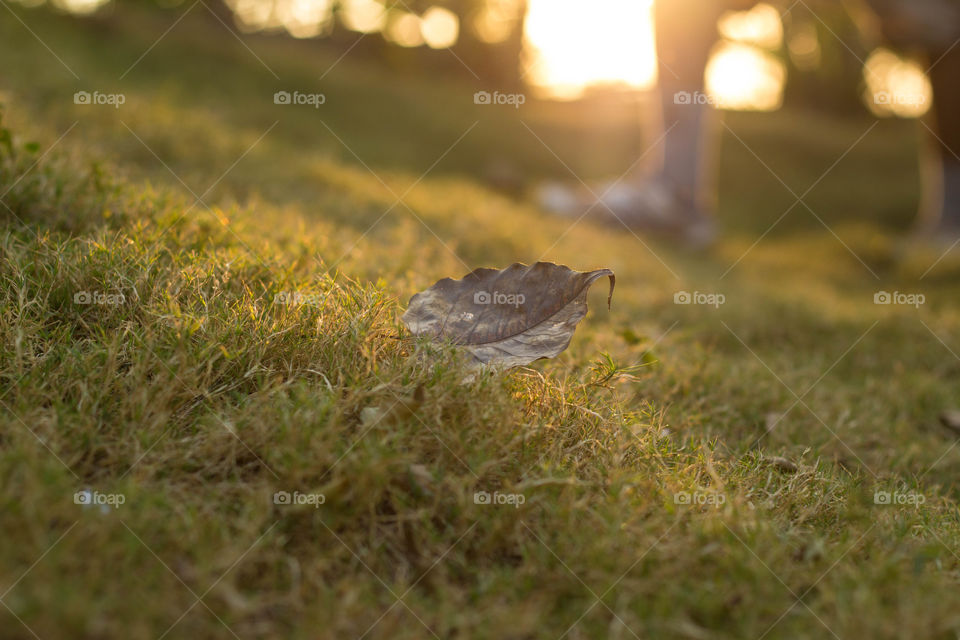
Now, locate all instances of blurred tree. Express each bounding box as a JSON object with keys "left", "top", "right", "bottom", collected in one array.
[
  {"left": 107, "top": 0, "right": 526, "bottom": 86},
  {"left": 432, "top": 0, "right": 527, "bottom": 88},
  {"left": 779, "top": 0, "right": 882, "bottom": 114}
]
